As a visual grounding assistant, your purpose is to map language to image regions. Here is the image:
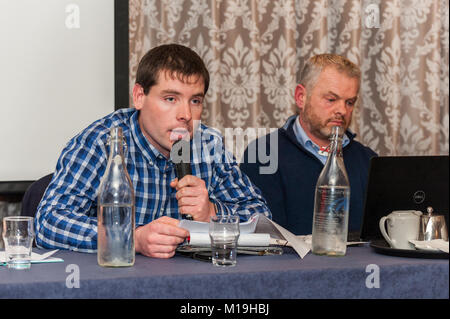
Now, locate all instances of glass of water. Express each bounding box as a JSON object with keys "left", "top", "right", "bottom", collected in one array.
[
  {"left": 209, "top": 215, "right": 240, "bottom": 267},
  {"left": 2, "top": 216, "right": 34, "bottom": 269}
]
